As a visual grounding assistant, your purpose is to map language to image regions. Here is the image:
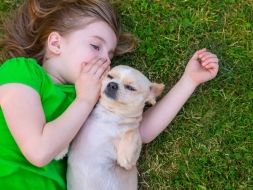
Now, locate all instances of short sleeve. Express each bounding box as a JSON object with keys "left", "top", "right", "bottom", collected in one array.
[{"left": 0, "top": 57, "right": 44, "bottom": 93}]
